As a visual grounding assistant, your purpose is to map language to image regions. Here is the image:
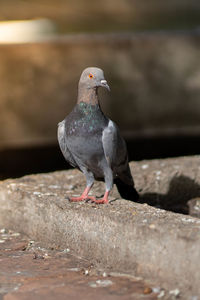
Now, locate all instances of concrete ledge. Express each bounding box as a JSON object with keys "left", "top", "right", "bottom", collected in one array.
[{"left": 0, "top": 156, "right": 200, "bottom": 297}]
